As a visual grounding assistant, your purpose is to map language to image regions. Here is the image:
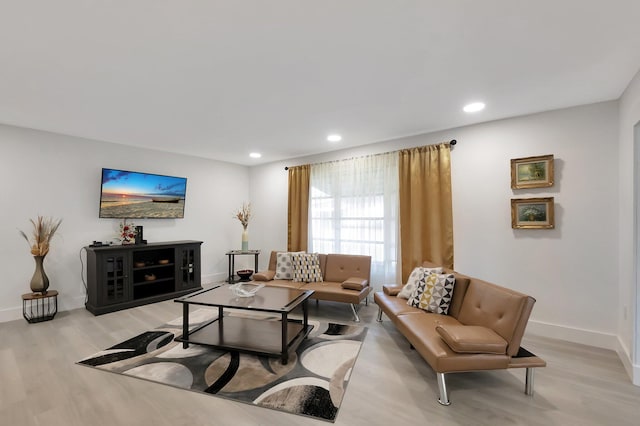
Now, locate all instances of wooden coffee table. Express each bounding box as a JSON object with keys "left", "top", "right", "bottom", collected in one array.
[{"left": 174, "top": 284, "right": 313, "bottom": 364}]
